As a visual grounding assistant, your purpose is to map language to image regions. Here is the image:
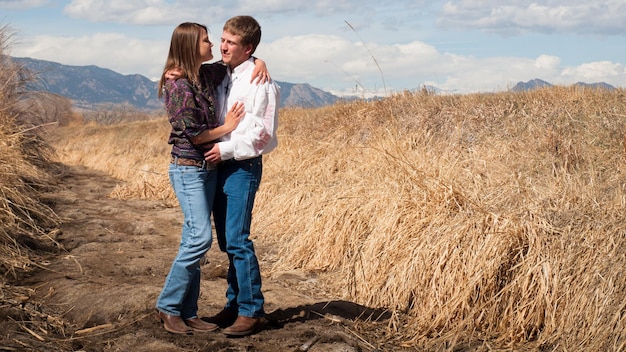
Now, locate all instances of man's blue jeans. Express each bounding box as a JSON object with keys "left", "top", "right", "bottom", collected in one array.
[
  {"left": 156, "top": 163, "right": 216, "bottom": 319},
  {"left": 213, "top": 156, "right": 264, "bottom": 318}
]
